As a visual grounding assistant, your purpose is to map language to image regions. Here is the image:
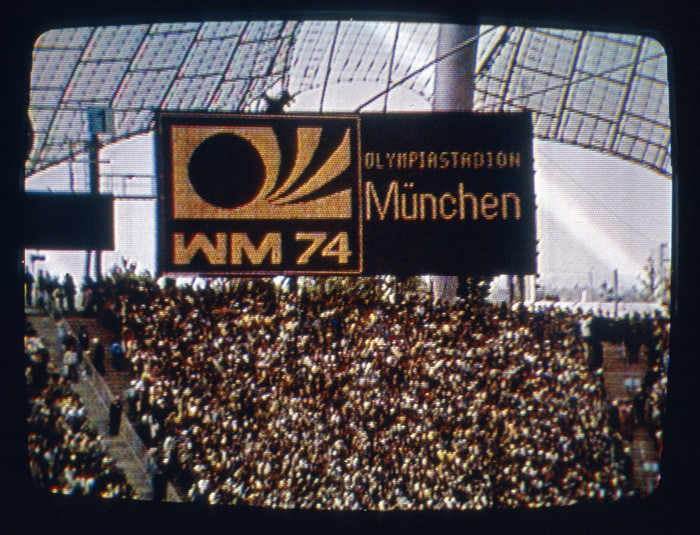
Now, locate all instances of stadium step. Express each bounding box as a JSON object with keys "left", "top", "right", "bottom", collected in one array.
[
  {"left": 602, "top": 342, "right": 661, "bottom": 496},
  {"left": 25, "top": 308, "right": 180, "bottom": 501},
  {"left": 62, "top": 315, "right": 133, "bottom": 400}
]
